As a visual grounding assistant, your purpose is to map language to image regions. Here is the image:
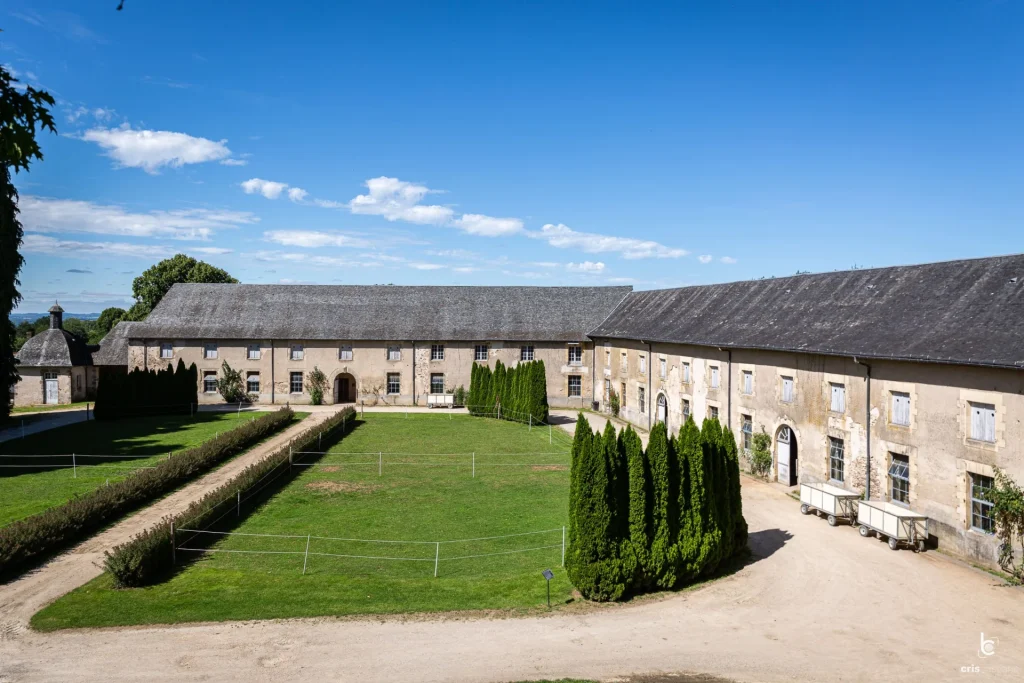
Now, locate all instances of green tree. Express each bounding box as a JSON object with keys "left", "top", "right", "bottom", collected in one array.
[
  {"left": 1, "top": 62, "right": 56, "bottom": 421},
  {"left": 675, "top": 416, "right": 704, "bottom": 581},
  {"left": 722, "top": 424, "right": 748, "bottom": 554},
  {"left": 127, "top": 254, "right": 237, "bottom": 320},
  {"left": 623, "top": 425, "right": 652, "bottom": 590},
  {"left": 647, "top": 421, "right": 678, "bottom": 588},
  {"left": 307, "top": 366, "right": 328, "bottom": 405},
  {"left": 697, "top": 418, "right": 724, "bottom": 575},
  {"left": 94, "top": 307, "right": 127, "bottom": 340},
  {"left": 990, "top": 468, "right": 1024, "bottom": 582},
  {"left": 748, "top": 426, "right": 773, "bottom": 479},
  {"left": 492, "top": 361, "right": 506, "bottom": 417},
  {"left": 62, "top": 317, "right": 94, "bottom": 342},
  {"left": 531, "top": 360, "right": 549, "bottom": 423},
  {"left": 216, "top": 361, "right": 247, "bottom": 403}
]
